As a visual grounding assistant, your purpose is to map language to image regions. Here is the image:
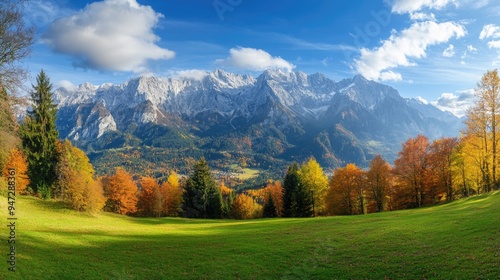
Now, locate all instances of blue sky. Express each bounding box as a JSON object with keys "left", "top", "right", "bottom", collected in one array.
[{"left": 23, "top": 0, "right": 500, "bottom": 116}]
